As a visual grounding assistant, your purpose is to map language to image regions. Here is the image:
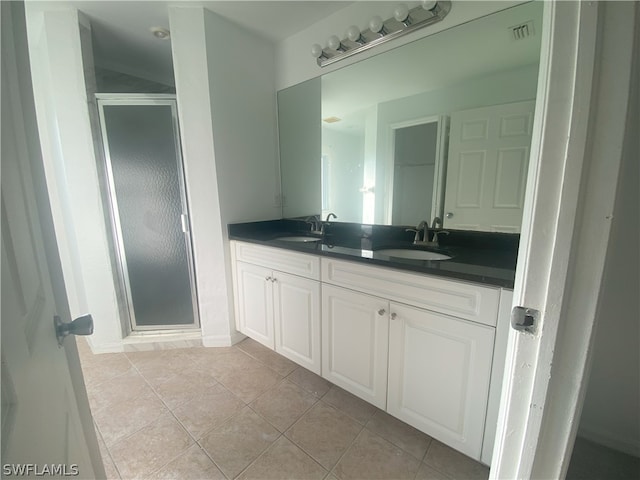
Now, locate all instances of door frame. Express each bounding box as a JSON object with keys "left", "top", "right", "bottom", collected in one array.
[
  {"left": 384, "top": 115, "right": 448, "bottom": 225},
  {"left": 491, "top": 2, "right": 637, "bottom": 478},
  {"left": 95, "top": 93, "right": 200, "bottom": 333}
]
